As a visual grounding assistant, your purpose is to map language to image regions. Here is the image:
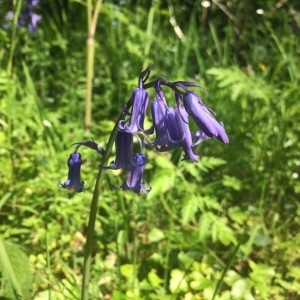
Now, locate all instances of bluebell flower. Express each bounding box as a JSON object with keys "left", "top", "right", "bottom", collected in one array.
[
  {"left": 57, "top": 67, "right": 230, "bottom": 194},
  {"left": 18, "top": 0, "right": 41, "bottom": 32},
  {"left": 118, "top": 87, "right": 151, "bottom": 134},
  {"left": 104, "top": 131, "right": 135, "bottom": 171},
  {"left": 181, "top": 91, "right": 229, "bottom": 144},
  {"left": 145, "top": 97, "right": 183, "bottom": 151},
  {"left": 118, "top": 67, "right": 154, "bottom": 134},
  {"left": 144, "top": 92, "right": 201, "bottom": 161},
  {"left": 57, "top": 152, "right": 85, "bottom": 192},
  {"left": 118, "top": 153, "right": 151, "bottom": 193},
  {"left": 174, "top": 106, "right": 201, "bottom": 162}
]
